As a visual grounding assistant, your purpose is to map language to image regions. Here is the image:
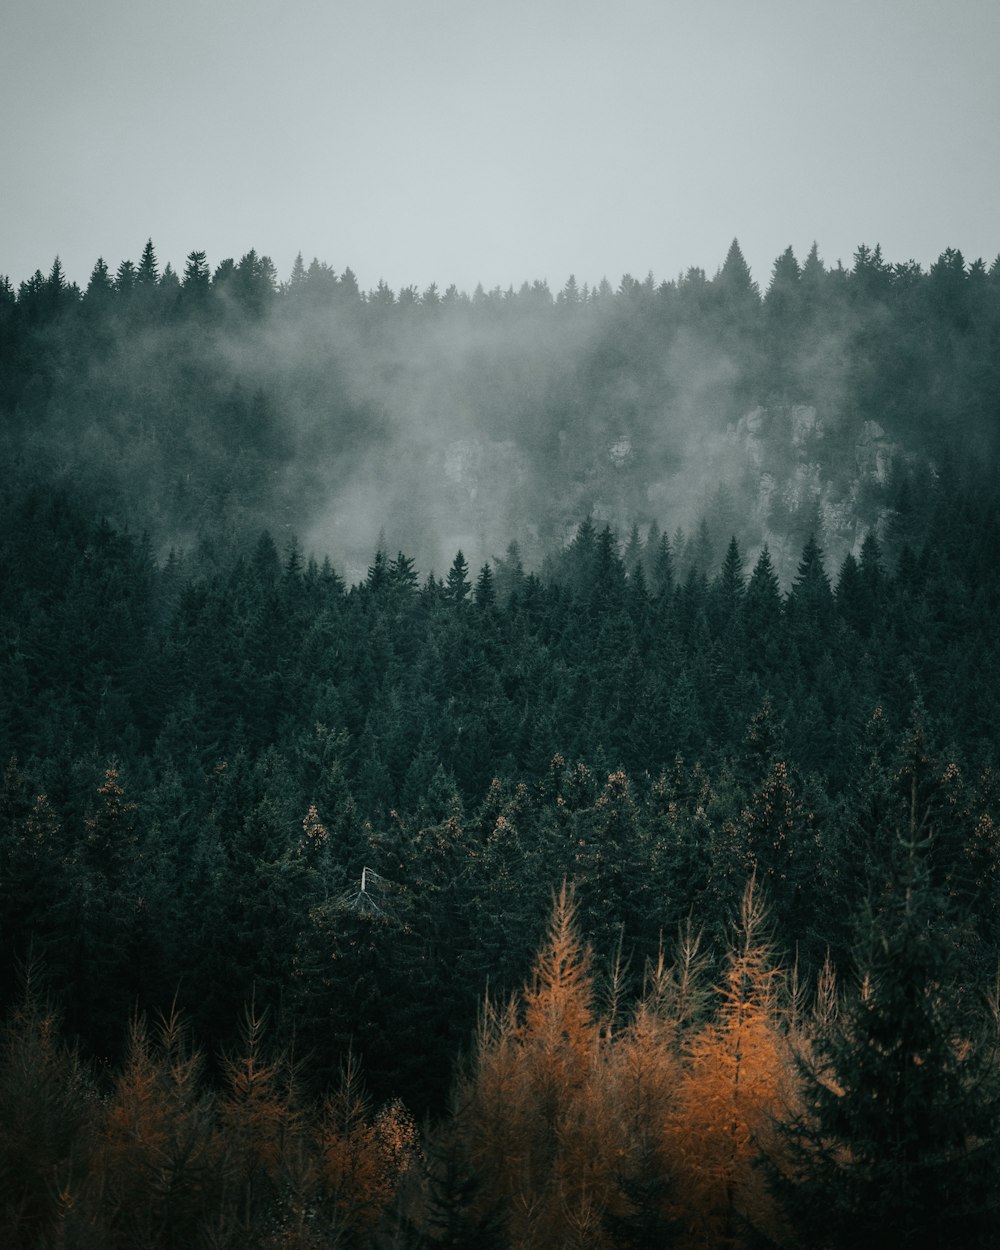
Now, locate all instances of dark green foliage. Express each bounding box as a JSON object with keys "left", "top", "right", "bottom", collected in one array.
[
  {"left": 774, "top": 832, "right": 1000, "bottom": 1249},
  {"left": 445, "top": 550, "right": 471, "bottom": 604},
  {"left": 413, "top": 1122, "right": 505, "bottom": 1249}
]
